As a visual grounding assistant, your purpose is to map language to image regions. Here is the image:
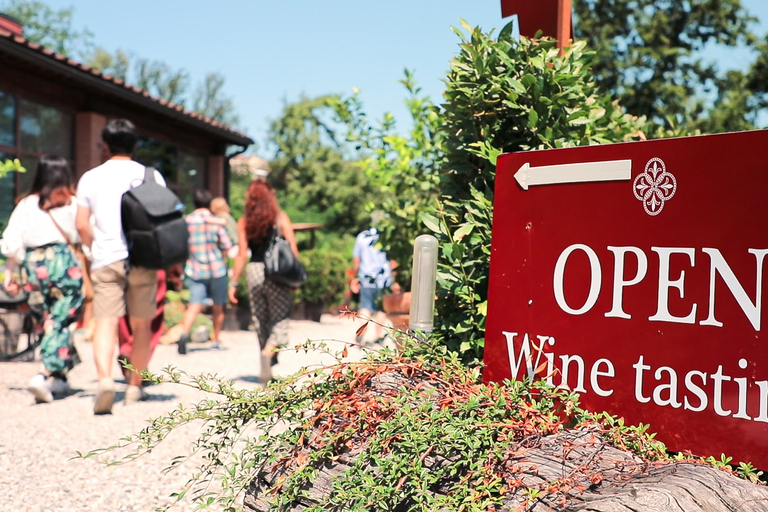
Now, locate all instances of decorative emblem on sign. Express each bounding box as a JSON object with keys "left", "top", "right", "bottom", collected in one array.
[{"left": 633, "top": 157, "right": 676, "bottom": 216}]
